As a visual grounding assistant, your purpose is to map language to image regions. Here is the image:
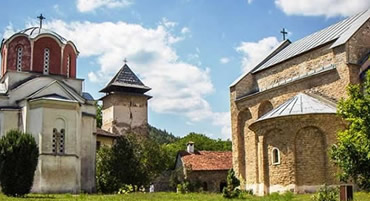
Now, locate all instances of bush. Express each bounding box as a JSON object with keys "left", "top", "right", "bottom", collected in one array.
[
  {"left": 0, "top": 130, "right": 39, "bottom": 197},
  {"left": 96, "top": 146, "right": 119, "bottom": 193},
  {"left": 311, "top": 184, "right": 338, "bottom": 201},
  {"left": 222, "top": 169, "right": 240, "bottom": 198}
]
